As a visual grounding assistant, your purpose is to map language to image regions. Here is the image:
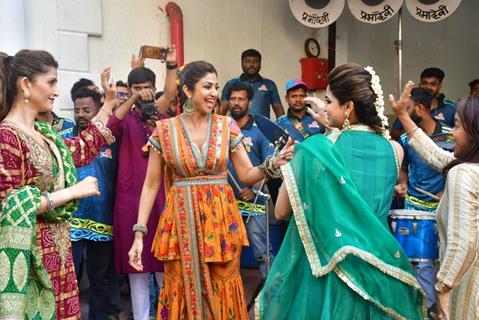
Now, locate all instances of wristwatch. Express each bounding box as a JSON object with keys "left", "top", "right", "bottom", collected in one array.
[{"left": 434, "top": 282, "right": 451, "bottom": 293}]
